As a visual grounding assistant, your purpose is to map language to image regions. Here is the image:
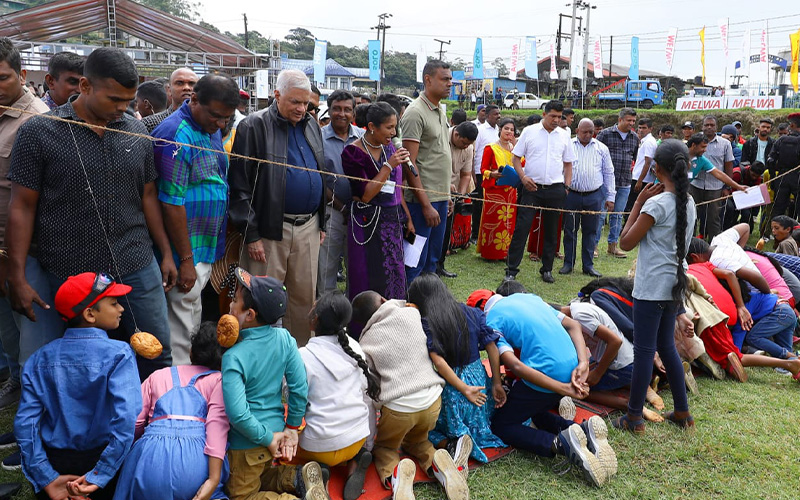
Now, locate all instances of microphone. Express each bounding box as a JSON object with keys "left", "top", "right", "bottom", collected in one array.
[{"left": 391, "top": 136, "right": 419, "bottom": 177}]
